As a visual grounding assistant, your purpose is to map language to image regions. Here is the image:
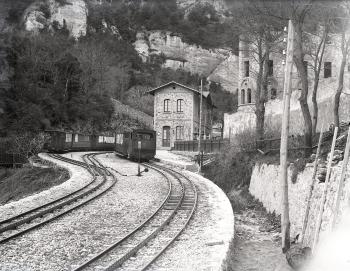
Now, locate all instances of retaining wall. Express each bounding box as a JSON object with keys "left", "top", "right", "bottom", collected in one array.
[{"left": 249, "top": 160, "right": 350, "bottom": 247}]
